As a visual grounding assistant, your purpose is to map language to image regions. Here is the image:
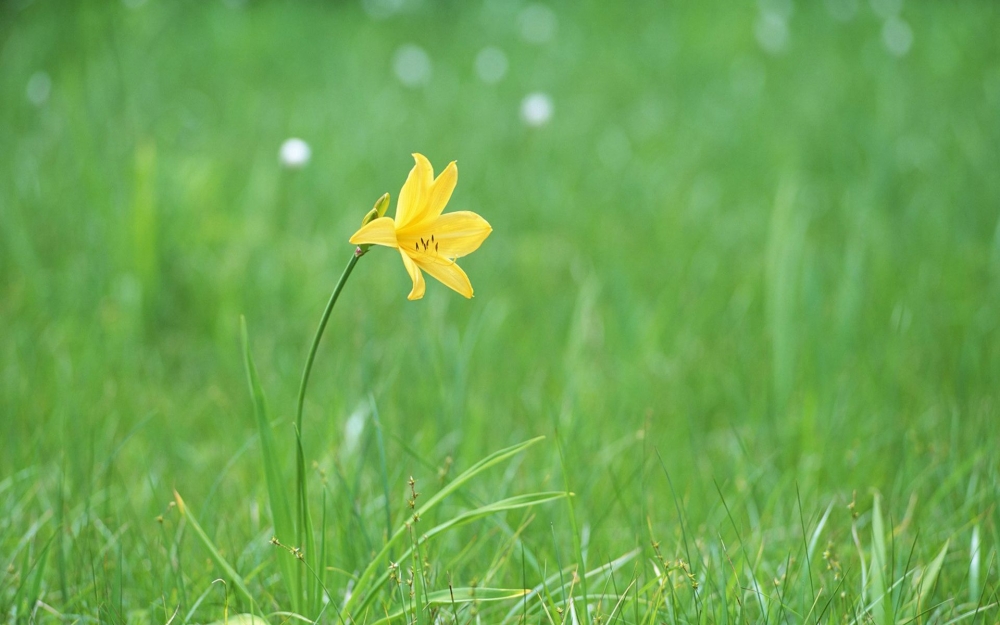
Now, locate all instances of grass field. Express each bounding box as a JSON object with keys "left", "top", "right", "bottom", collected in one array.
[{"left": 2, "top": 0, "right": 1000, "bottom": 623}]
